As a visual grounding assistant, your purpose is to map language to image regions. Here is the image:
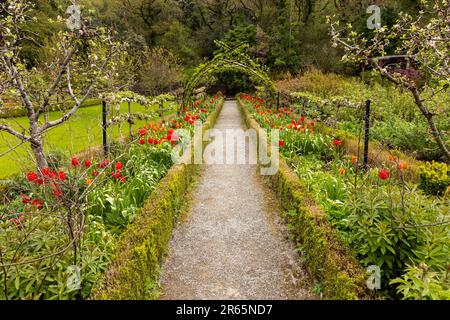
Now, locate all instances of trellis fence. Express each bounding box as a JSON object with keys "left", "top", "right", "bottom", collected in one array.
[
  {"left": 283, "top": 91, "right": 373, "bottom": 168},
  {"left": 100, "top": 94, "right": 178, "bottom": 156}
]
